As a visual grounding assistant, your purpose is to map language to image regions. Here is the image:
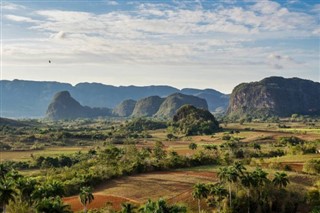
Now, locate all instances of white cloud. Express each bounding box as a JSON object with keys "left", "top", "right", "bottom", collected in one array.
[
  {"left": 2, "top": 2, "right": 25, "bottom": 10},
  {"left": 2, "top": 1, "right": 318, "bottom": 69},
  {"left": 51, "top": 31, "right": 66, "bottom": 40},
  {"left": 251, "top": 1, "right": 281, "bottom": 14},
  {"left": 106, "top": 1, "right": 118, "bottom": 6},
  {"left": 4, "top": 14, "right": 40, "bottom": 23},
  {"left": 267, "top": 53, "right": 301, "bottom": 70}
]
